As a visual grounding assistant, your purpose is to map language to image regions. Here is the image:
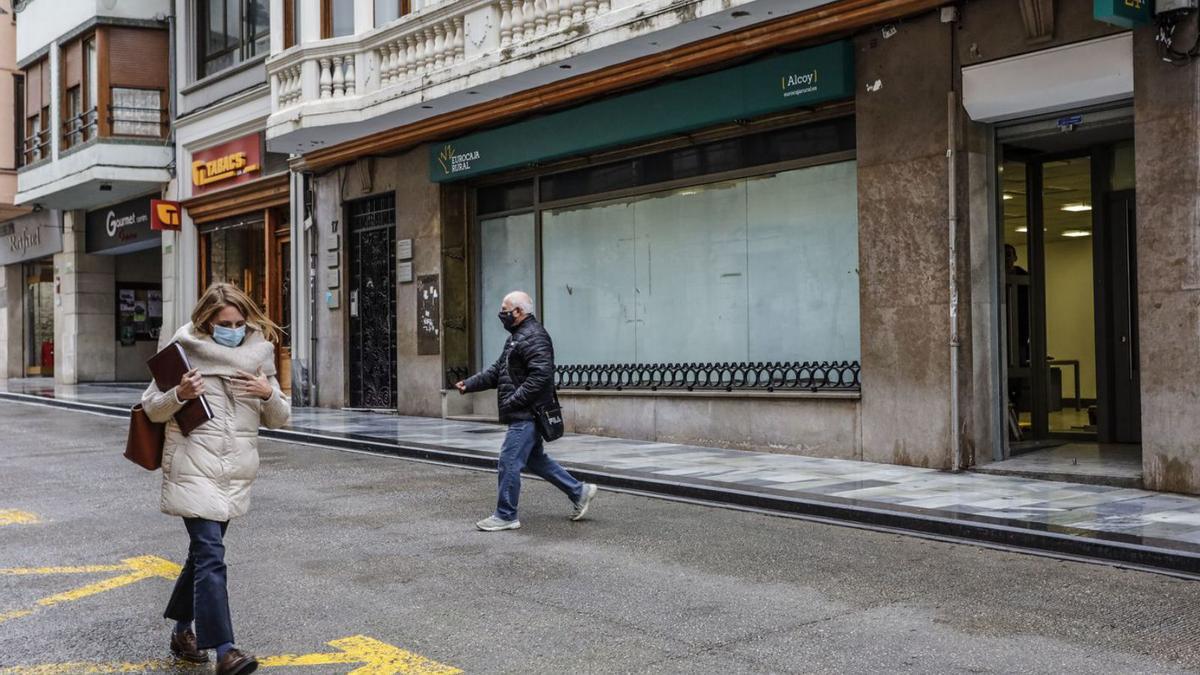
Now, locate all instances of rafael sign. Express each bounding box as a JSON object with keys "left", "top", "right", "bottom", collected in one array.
[{"left": 191, "top": 133, "right": 262, "bottom": 195}]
